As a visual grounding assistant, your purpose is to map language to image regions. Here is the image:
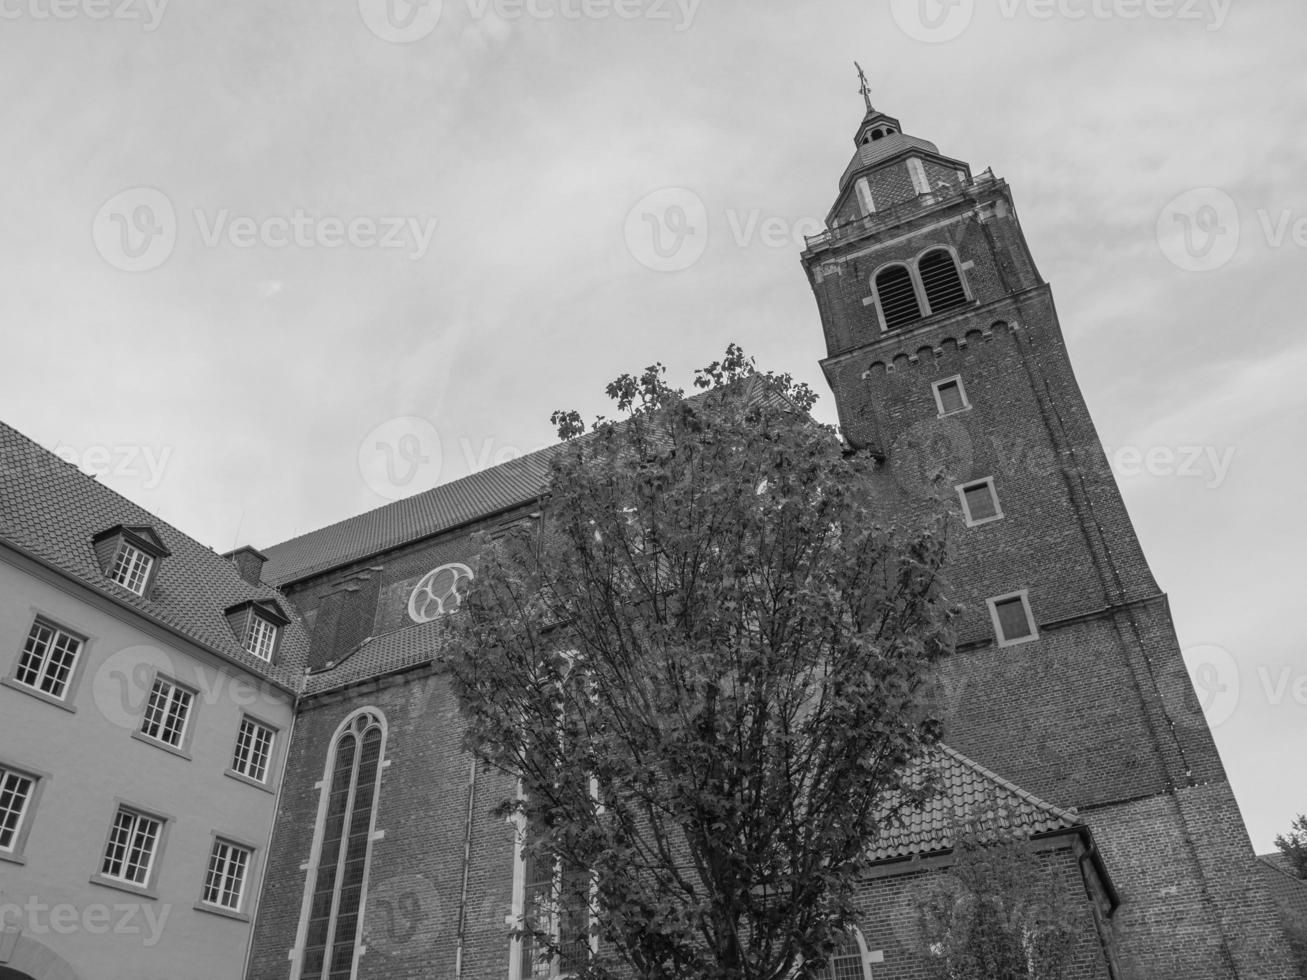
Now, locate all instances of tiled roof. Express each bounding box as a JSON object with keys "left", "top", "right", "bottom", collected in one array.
[
  {"left": 869, "top": 744, "right": 1081, "bottom": 863},
  {"left": 1257, "top": 854, "right": 1307, "bottom": 920},
  {"left": 262, "top": 443, "right": 562, "bottom": 586},
  {"left": 303, "top": 617, "right": 455, "bottom": 696},
  {"left": 262, "top": 379, "right": 803, "bottom": 587},
  {"left": 0, "top": 421, "right": 308, "bottom": 689}
]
